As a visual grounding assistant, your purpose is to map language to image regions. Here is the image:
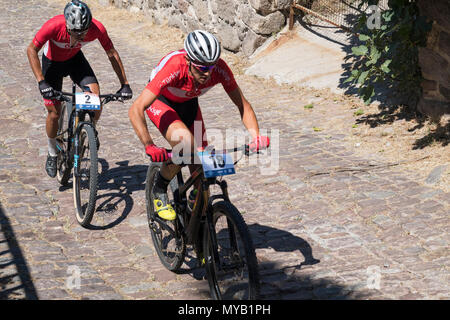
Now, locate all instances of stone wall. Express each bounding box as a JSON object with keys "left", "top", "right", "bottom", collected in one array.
[
  {"left": 417, "top": 0, "right": 450, "bottom": 119},
  {"left": 99, "top": 0, "right": 290, "bottom": 56}
]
